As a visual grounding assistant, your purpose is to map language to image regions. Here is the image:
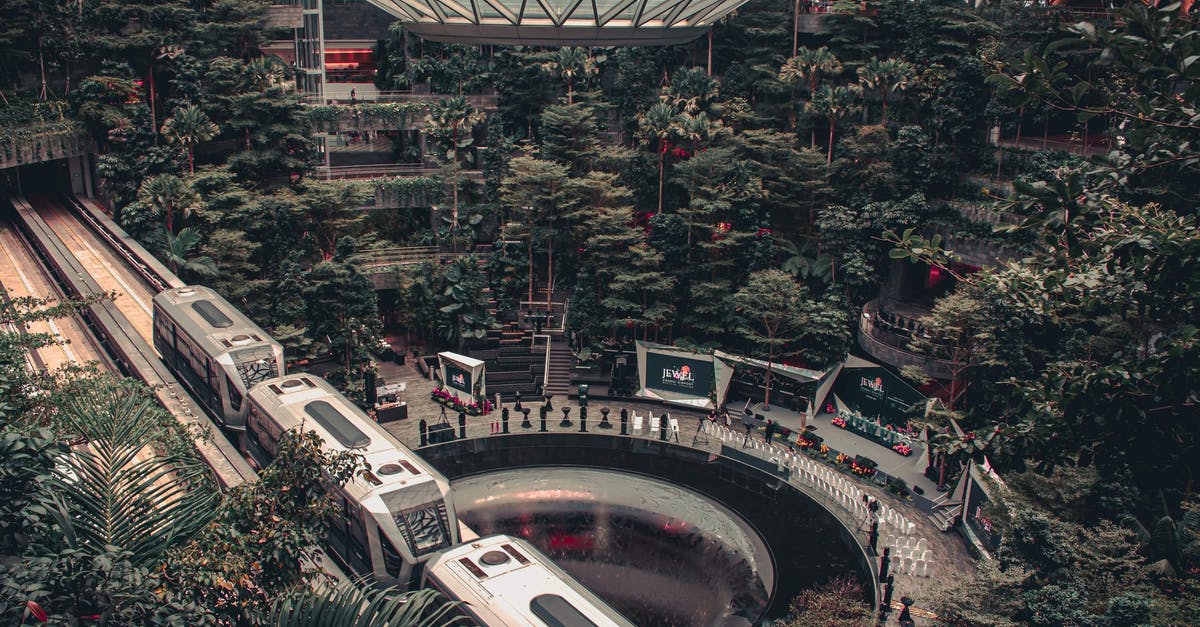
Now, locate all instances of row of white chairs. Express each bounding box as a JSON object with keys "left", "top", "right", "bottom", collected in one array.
[
  {"left": 895, "top": 557, "right": 934, "bottom": 578},
  {"left": 631, "top": 413, "right": 681, "bottom": 439}
]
